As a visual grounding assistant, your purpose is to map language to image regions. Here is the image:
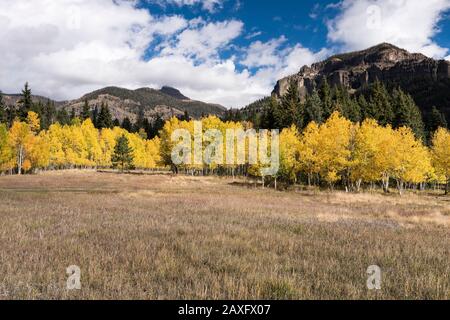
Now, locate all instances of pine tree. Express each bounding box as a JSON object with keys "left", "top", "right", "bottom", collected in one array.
[
  {"left": 41, "top": 99, "right": 56, "bottom": 130},
  {"left": 261, "top": 96, "right": 278, "bottom": 129},
  {"left": 0, "top": 91, "right": 5, "bottom": 124},
  {"left": 358, "top": 94, "right": 370, "bottom": 120},
  {"left": 121, "top": 117, "right": 132, "bottom": 132},
  {"left": 347, "top": 97, "right": 362, "bottom": 123},
  {"left": 97, "top": 103, "right": 113, "bottom": 129},
  {"left": 56, "top": 108, "right": 70, "bottom": 125},
  {"left": 92, "top": 105, "right": 99, "bottom": 127},
  {"left": 113, "top": 119, "right": 120, "bottom": 127},
  {"left": 368, "top": 80, "right": 394, "bottom": 125},
  {"left": 427, "top": 106, "right": 447, "bottom": 133},
  {"left": 280, "top": 80, "right": 302, "bottom": 129},
  {"left": 134, "top": 107, "right": 146, "bottom": 132},
  {"left": 319, "top": 77, "right": 333, "bottom": 119},
  {"left": 70, "top": 108, "right": 76, "bottom": 120},
  {"left": 392, "top": 88, "right": 425, "bottom": 139},
  {"left": 303, "top": 89, "right": 323, "bottom": 127},
  {"left": 18, "top": 82, "right": 33, "bottom": 121},
  {"left": 112, "top": 134, "right": 134, "bottom": 172},
  {"left": 81, "top": 100, "right": 91, "bottom": 120}
]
